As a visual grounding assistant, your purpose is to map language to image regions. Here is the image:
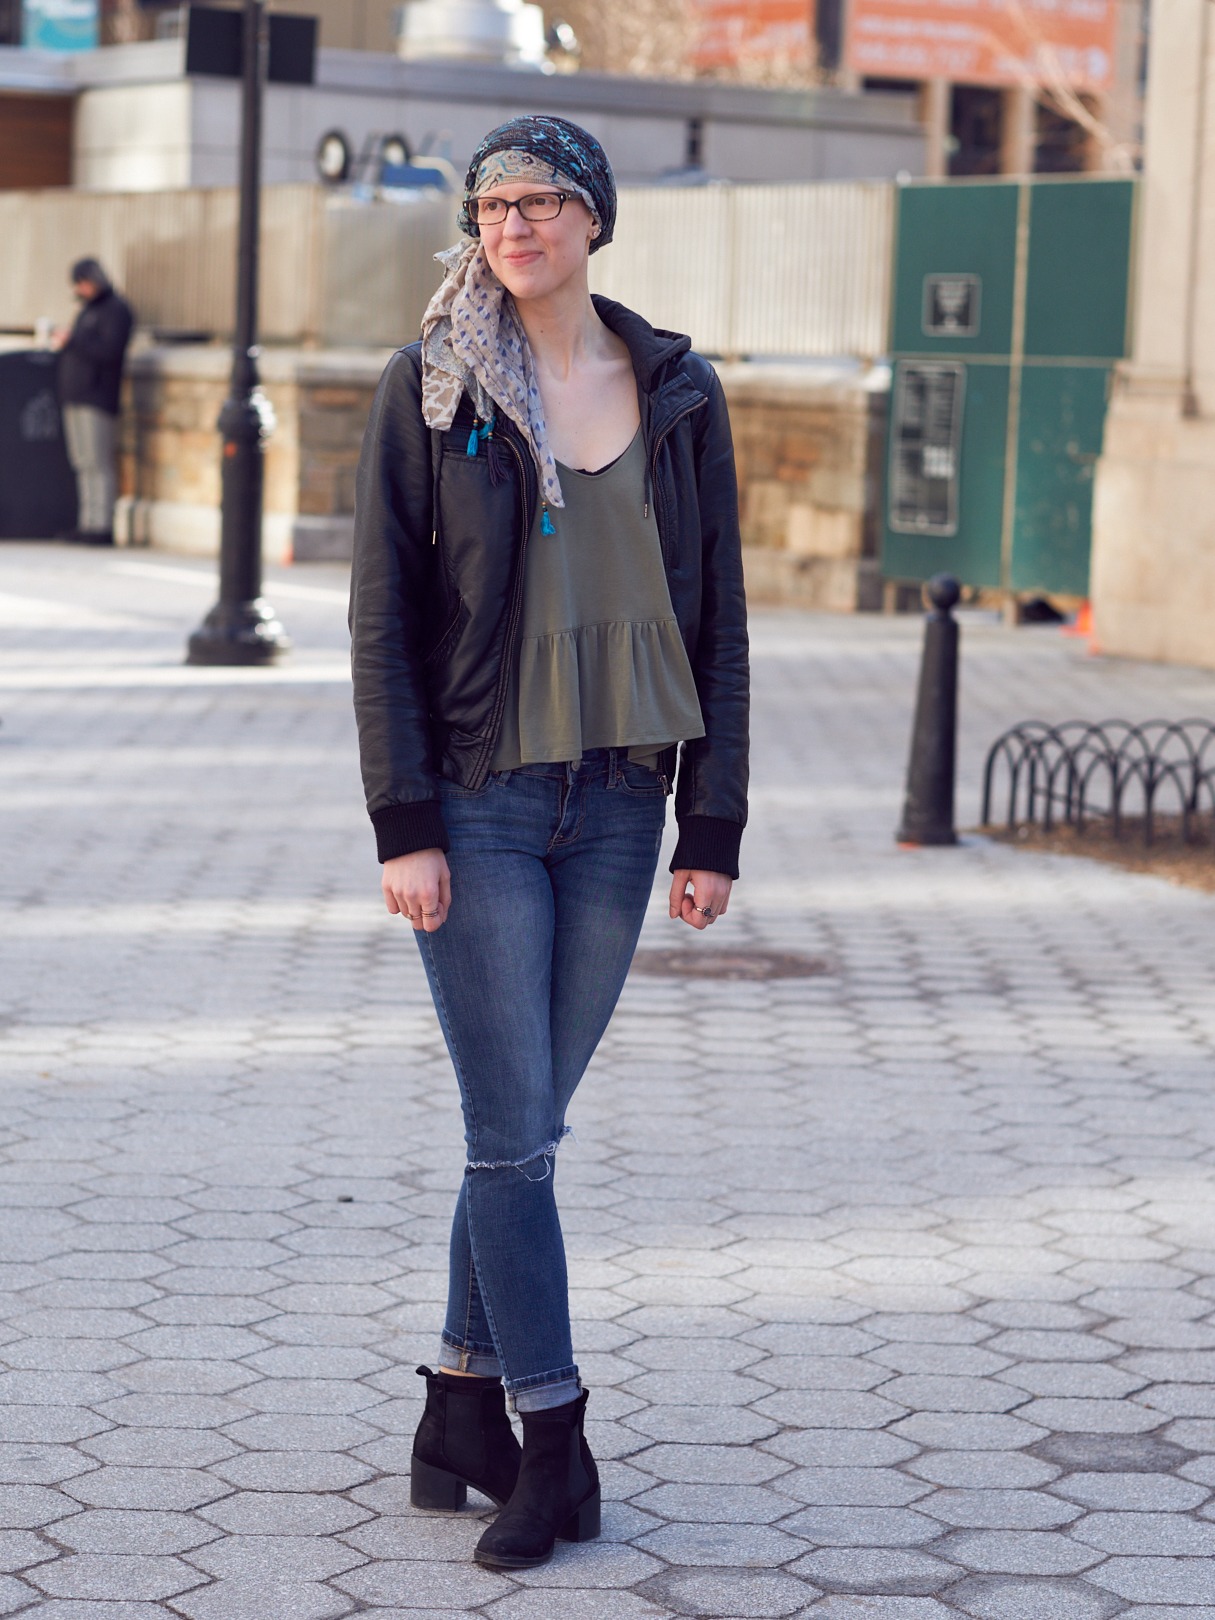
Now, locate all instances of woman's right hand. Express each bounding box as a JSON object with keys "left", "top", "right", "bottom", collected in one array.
[{"left": 382, "top": 849, "right": 452, "bottom": 932}]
